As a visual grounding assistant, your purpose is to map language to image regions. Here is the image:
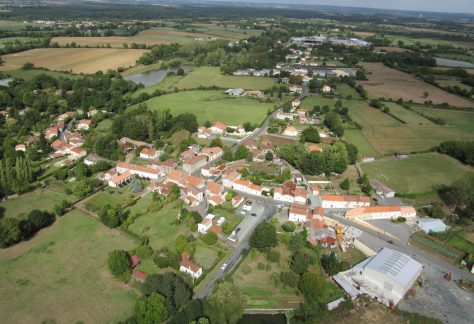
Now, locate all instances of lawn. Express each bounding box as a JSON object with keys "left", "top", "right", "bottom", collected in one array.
[
  {"left": 194, "top": 243, "right": 220, "bottom": 270},
  {"left": 0, "top": 210, "right": 137, "bottom": 324},
  {"left": 85, "top": 189, "right": 130, "bottom": 212},
  {"left": 95, "top": 119, "right": 113, "bottom": 133},
  {"left": 383, "top": 102, "right": 435, "bottom": 125},
  {"left": 343, "top": 129, "right": 380, "bottom": 158},
  {"left": 212, "top": 207, "right": 243, "bottom": 235},
  {"left": 0, "top": 48, "right": 148, "bottom": 74},
  {"left": 128, "top": 201, "right": 187, "bottom": 250},
  {"left": 336, "top": 83, "right": 362, "bottom": 99},
  {"left": 132, "top": 90, "right": 272, "bottom": 125},
  {"left": 0, "top": 184, "right": 76, "bottom": 219},
  {"left": 301, "top": 95, "right": 338, "bottom": 110},
  {"left": 361, "top": 152, "right": 474, "bottom": 194}
]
